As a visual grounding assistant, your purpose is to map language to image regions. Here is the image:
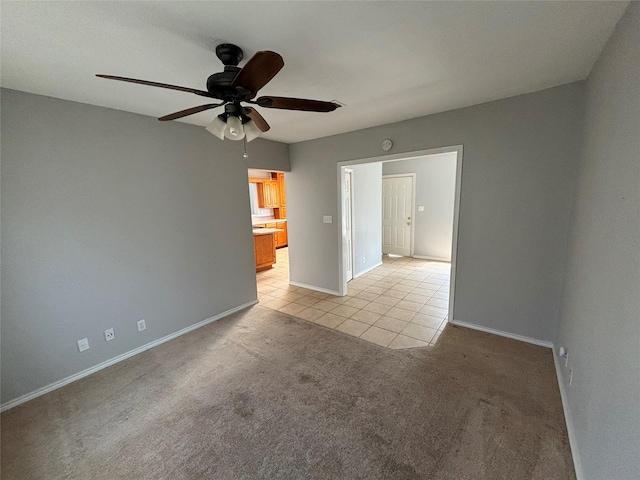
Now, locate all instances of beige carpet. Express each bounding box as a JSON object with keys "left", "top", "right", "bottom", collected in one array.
[{"left": 1, "top": 305, "right": 575, "bottom": 479}]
